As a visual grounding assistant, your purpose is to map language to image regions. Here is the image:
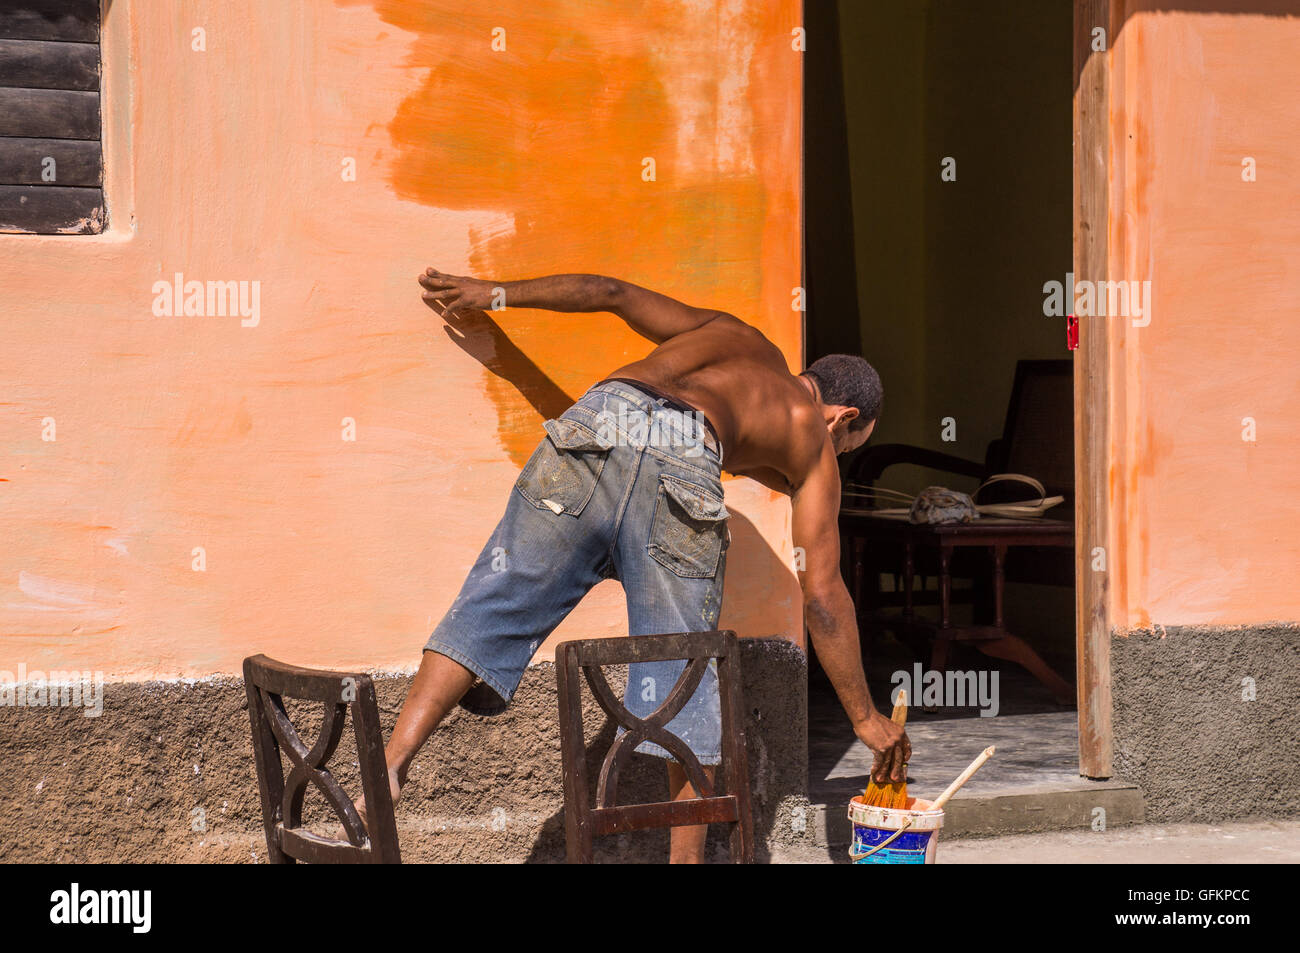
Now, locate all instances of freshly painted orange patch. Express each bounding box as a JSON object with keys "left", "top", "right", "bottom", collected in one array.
[{"left": 349, "top": 0, "right": 801, "bottom": 464}]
